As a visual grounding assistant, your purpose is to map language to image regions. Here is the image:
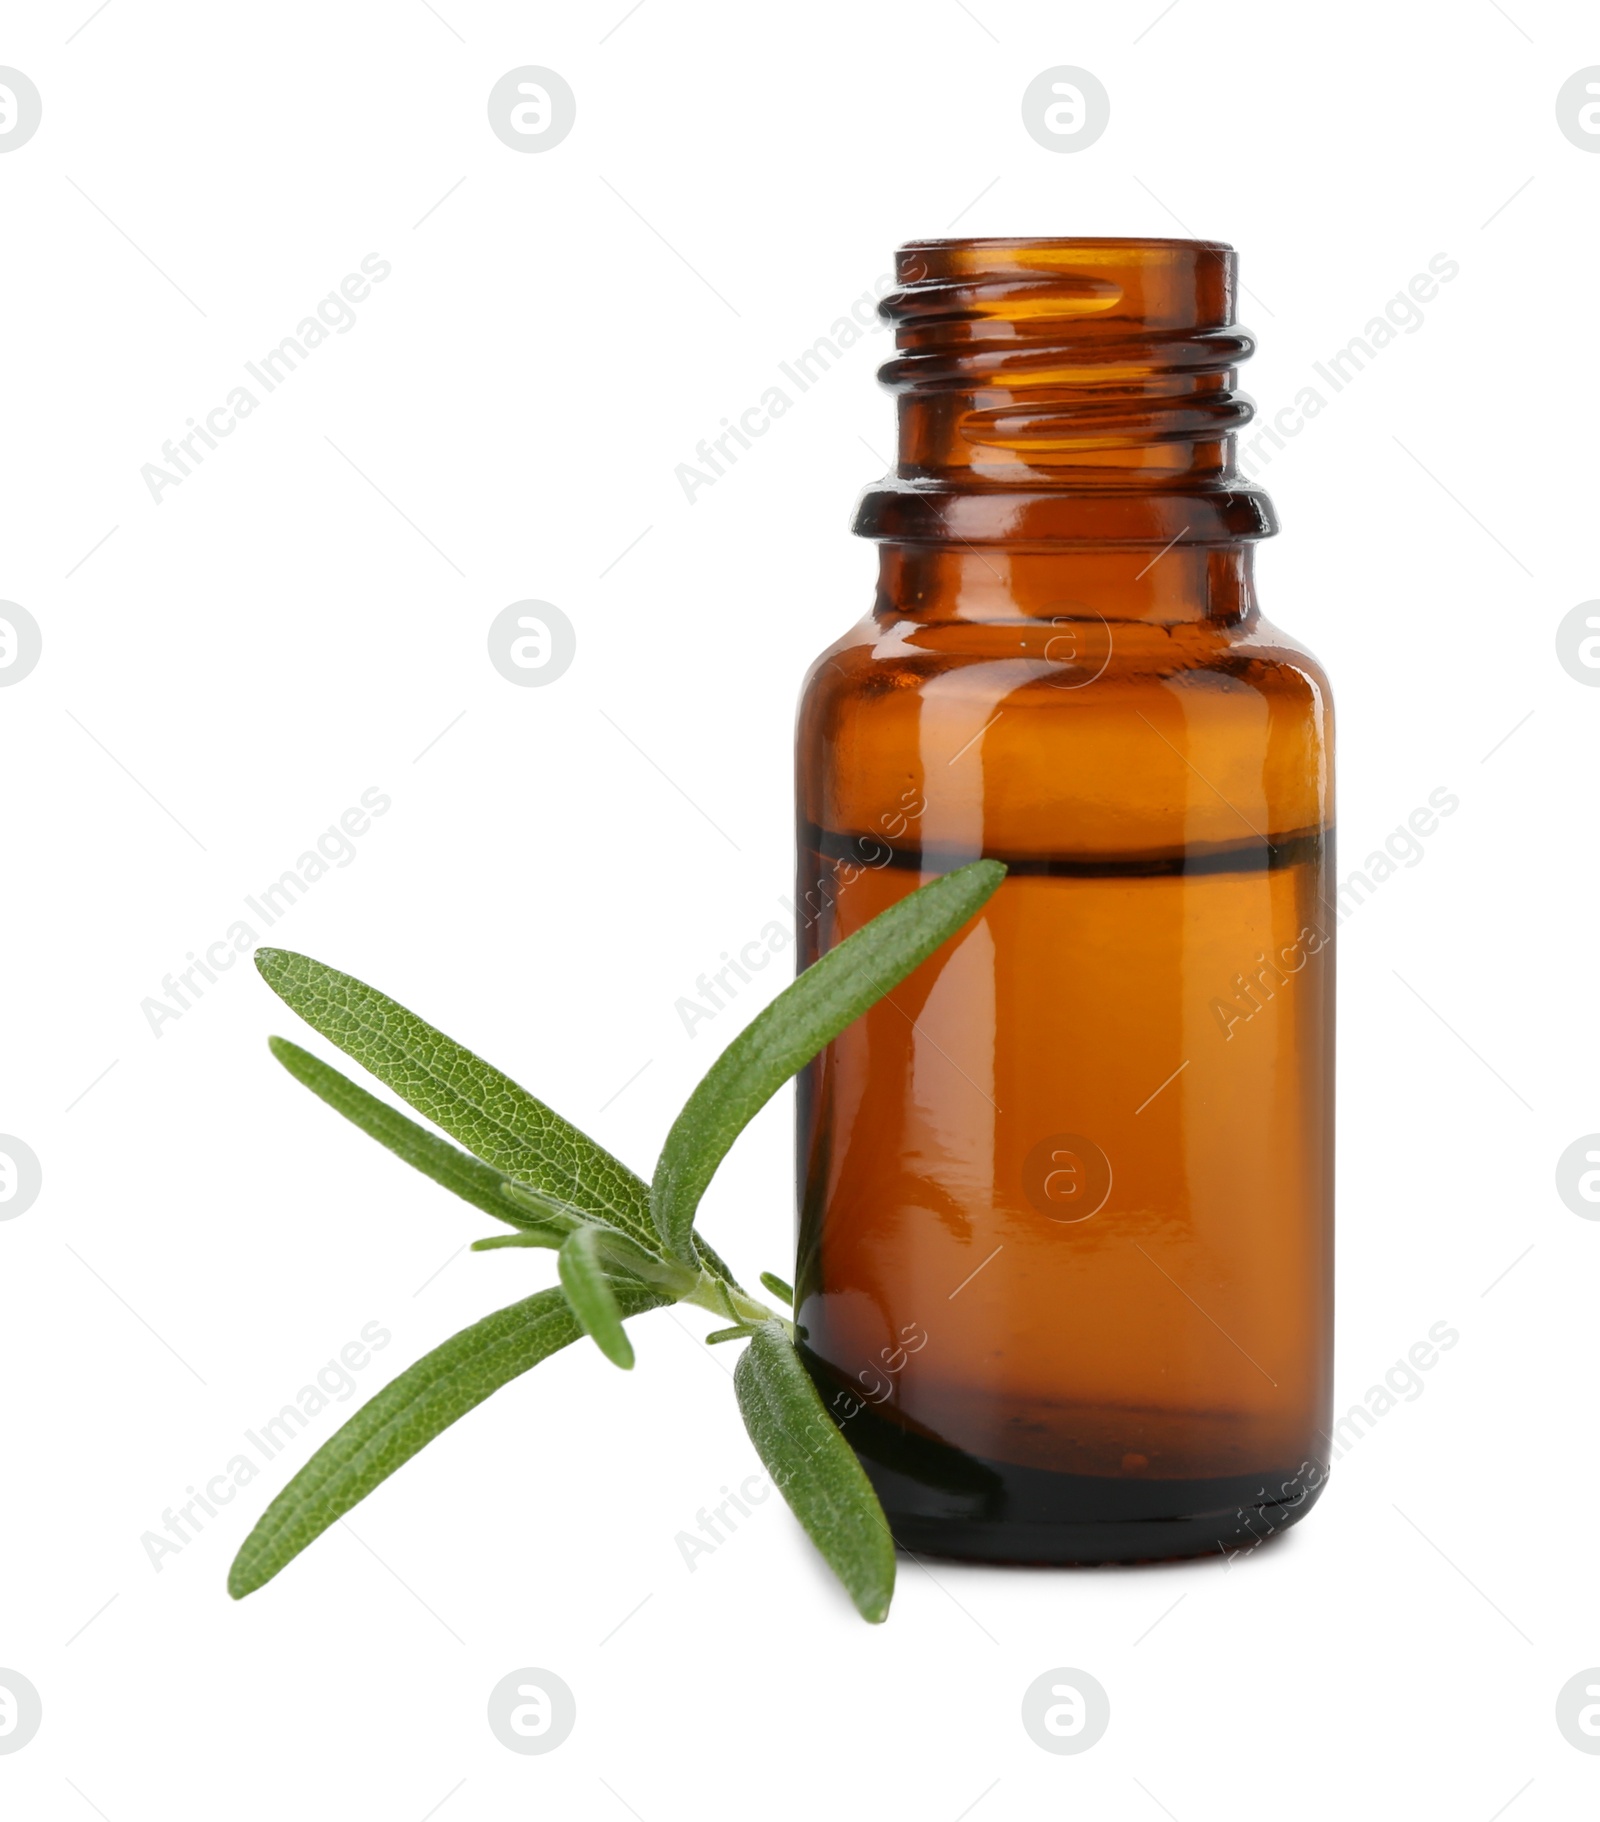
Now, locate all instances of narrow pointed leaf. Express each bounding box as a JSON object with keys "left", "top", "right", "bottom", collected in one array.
[
  {"left": 681, "top": 1231, "right": 739, "bottom": 1286},
  {"left": 558, "top": 1226, "right": 635, "bottom": 1369},
  {"left": 759, "top": 1271, "right": 795, "bottom": 1306},
  {"left": 228, "top": 1280, "right": 664, "bottom": 1598},
  {"left": 471, "top": 1231, "right": 563, "bottom": 1252},
  {"left": 255, "top": 951, "right": 660, "bottom": 1252},
  {"left": 498, "top": 1179, "right": 594, "bottom": 1231},
  {"left": 268, "top": 1037, "right": 566, "bottom": 1234},
  {"left": 652, "top": 860, "right": 1005, "bottom": 1260},
  {"left": 734, "top": 1323, "right": 896, "bottom": 1623}
]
